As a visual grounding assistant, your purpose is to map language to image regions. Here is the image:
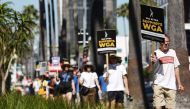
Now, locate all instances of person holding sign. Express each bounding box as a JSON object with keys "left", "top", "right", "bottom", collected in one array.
[
  {"left": 149, "top": 35, "right": 184, "bottom": 109},
  {"left": 103, "top": 55, "right": 129, "bottom": 109}
]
